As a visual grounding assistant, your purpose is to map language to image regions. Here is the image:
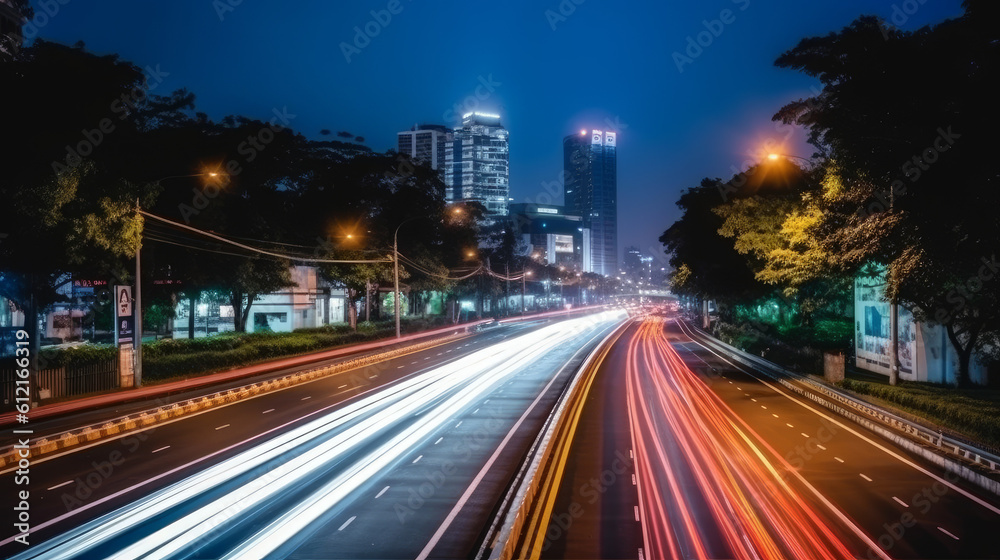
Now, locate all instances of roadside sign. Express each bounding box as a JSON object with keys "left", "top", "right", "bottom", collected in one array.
[{"left": 116, "top": 285, "right": 133, "bottom": 317}]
